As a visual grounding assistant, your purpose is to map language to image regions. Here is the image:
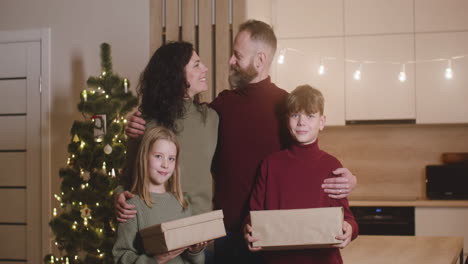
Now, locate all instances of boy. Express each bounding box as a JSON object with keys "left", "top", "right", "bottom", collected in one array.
[{"left": 243, "top": 85, "right": 358, "bottom": 264}]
